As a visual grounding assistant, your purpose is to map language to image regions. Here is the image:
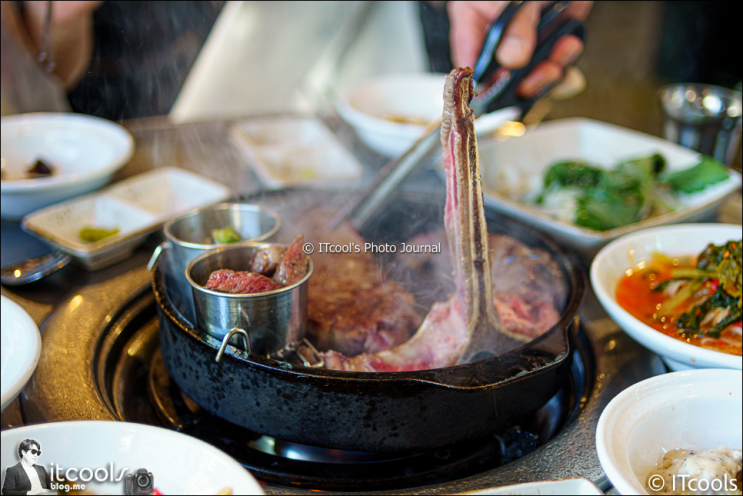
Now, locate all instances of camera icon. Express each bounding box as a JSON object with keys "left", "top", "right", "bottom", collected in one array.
[{"left": 124, "top": 468, "right": 154, "bottom": 495}]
